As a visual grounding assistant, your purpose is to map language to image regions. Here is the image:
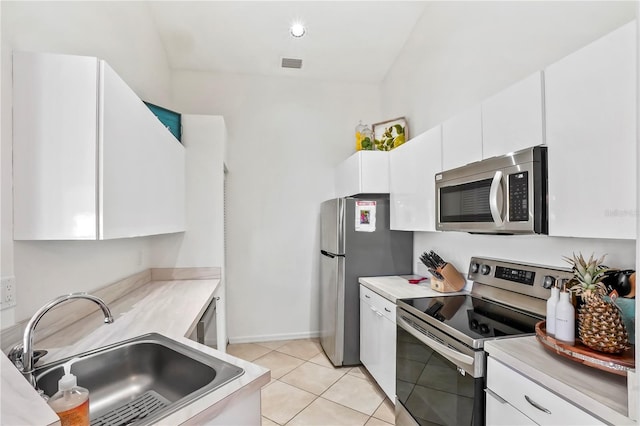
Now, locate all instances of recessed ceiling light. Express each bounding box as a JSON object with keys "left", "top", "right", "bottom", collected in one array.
[{"left": 290, "top": 22, "right": 306, "bottom": 38}]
